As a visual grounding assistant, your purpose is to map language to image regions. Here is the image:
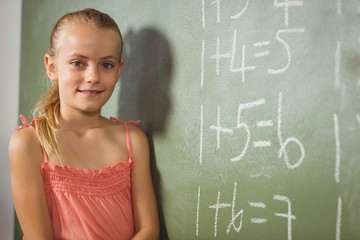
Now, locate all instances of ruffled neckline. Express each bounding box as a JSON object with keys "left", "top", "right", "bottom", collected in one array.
[{"left": 41, "top": 160, "right": 133, "bottom": 179}]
